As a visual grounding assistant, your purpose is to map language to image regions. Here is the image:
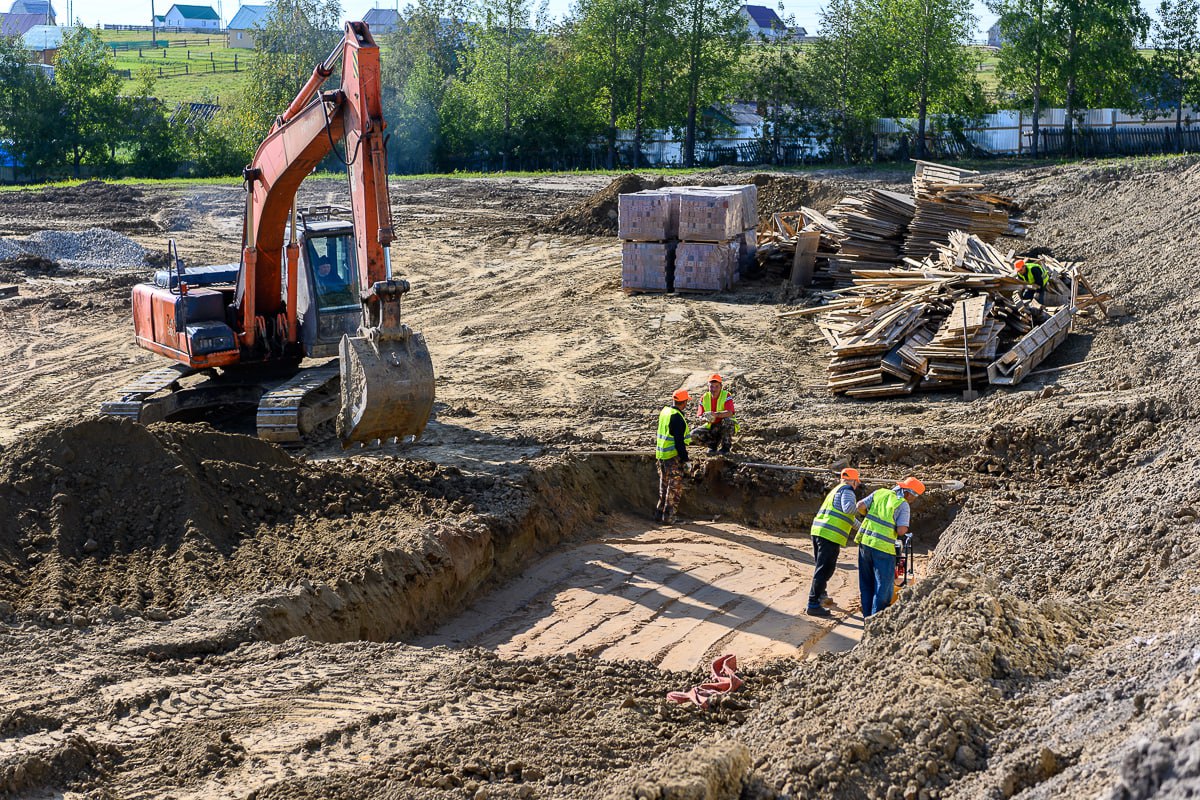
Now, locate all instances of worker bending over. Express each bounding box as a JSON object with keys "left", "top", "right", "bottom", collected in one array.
[
  {"left": 856, "top": 476, "right": 925, "bottom": 617},
  {"left": 693, "top": 374, "right": 738, "bottom": 455},
  {"left": 1015, "top": 258, "right": 1049, "bottom": 305},
  {"left": 655, "top": 389, "right": 691, "bottom": 524},
  {"left": 806, "top": 468, "right": 862, "bottom": 617}
]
